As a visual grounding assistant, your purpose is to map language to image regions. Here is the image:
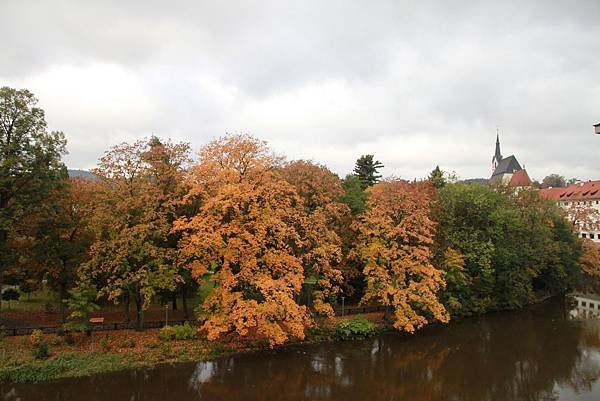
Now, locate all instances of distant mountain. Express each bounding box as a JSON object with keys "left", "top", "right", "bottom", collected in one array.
[
  {"left": 461, "top": 178, "right": 489, "bottom": 185},
  {"left": 67, "top": 169, "right": 96, "bottom": 179}
]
